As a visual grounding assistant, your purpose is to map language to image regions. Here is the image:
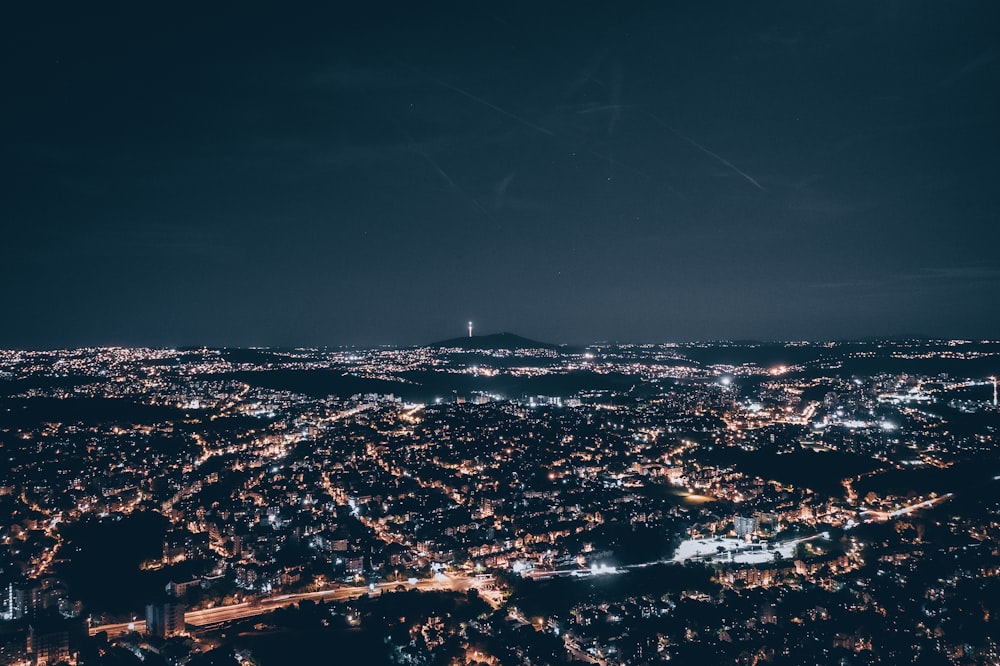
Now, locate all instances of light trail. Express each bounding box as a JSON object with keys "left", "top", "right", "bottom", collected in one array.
[{"left": 90, "top": 573, "right": 493, "bottom": 636}]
